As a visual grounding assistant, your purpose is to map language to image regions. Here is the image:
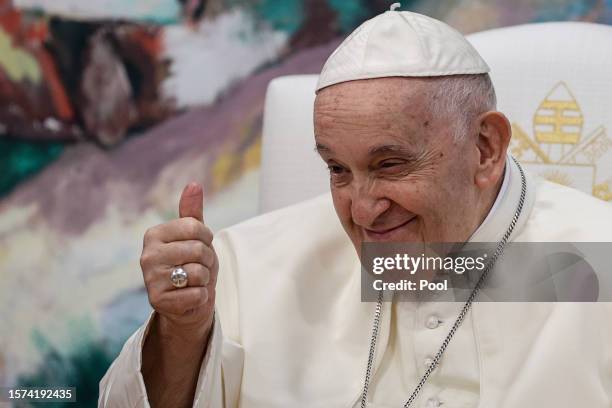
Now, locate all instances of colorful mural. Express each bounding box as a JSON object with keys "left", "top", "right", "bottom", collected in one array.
[{"left": 1, "top": 0, "right": 611, "bottom": 406}]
